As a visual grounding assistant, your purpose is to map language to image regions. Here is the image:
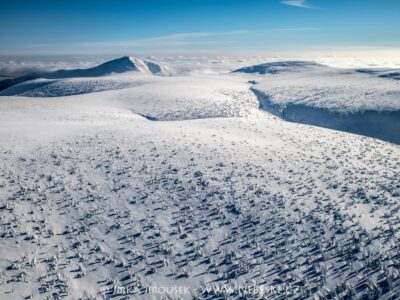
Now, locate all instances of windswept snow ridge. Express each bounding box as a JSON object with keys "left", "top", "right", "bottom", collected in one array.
[
  {"left": 253, "top": 87, "right": 400, "bottom": 144},
  {"left": 0, "top": 76, "right": 151, "bottom": 97},
  {"left": 235, "top": 62, "right": 400, "bottom": 144}
]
